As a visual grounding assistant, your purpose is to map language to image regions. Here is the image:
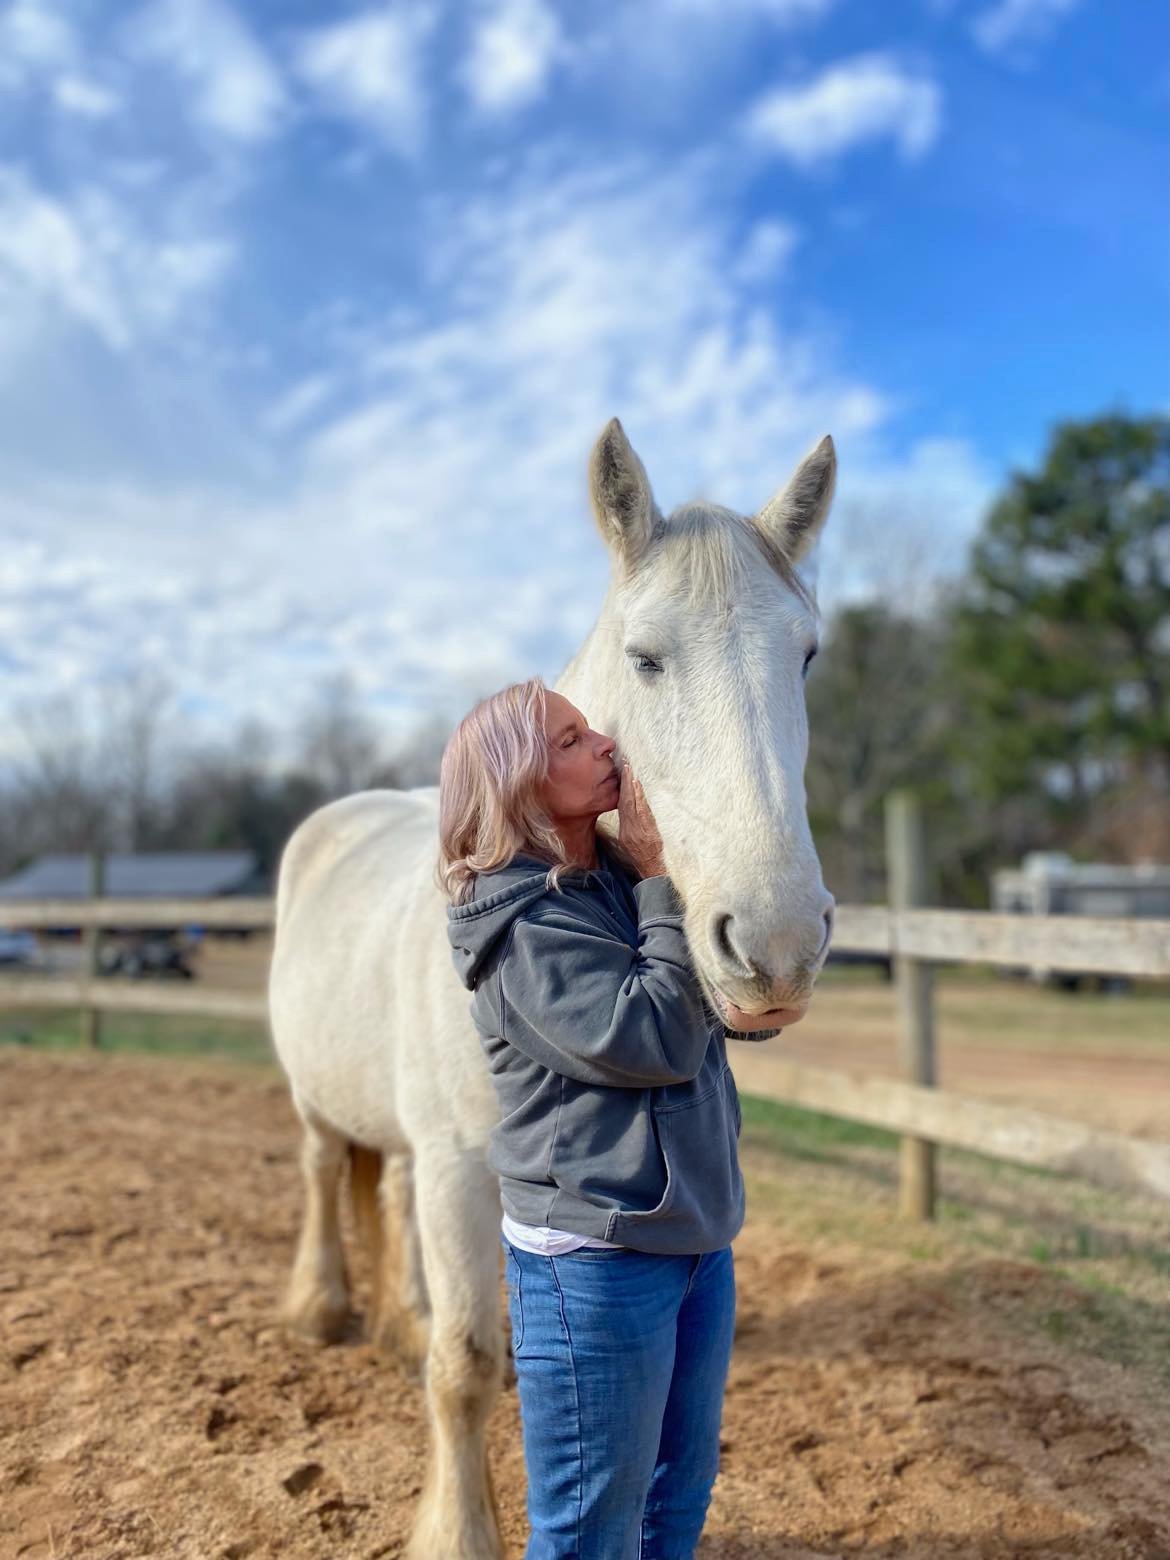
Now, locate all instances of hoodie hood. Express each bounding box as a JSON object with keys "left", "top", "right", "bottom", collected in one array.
[
  {"left": 446, "top": 843, "right": 626, "bottom": 991},
  {"left": 446, "top": 853, "right": 557, "bottom": 991}
]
